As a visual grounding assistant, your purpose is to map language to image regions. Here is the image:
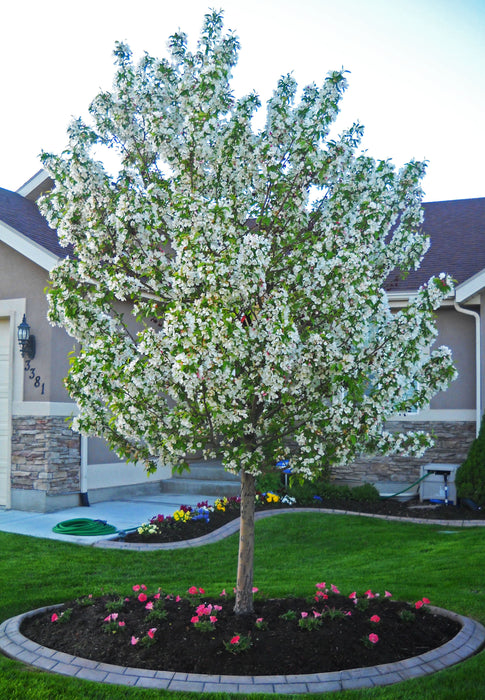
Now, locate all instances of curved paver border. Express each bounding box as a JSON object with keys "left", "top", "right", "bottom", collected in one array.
[
  {"left": 93, "top": 507, "right": 485, "bottom": 551},
  {"left": 0, "top": 604, "right": 483, "bottom": 694}
]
